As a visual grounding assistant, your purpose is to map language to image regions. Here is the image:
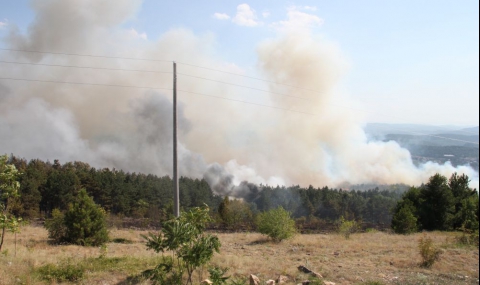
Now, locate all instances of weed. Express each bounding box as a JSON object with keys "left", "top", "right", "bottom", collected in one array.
[
  {"left": 418, "top": 235, "right": 442, "bottom": 268},
  {"left": 111, "top": 237, "right": 134, "bottom": 244},
  {"left": 337, "top": 216, "right": 358, "bottom": 239},
  {"left": 99, "top": 244, "right": 108, "bottom": 258},
  {"left": 208, "top": 266, "right": 230, "bottom": 285},
  {"left": 37, "top": 262, "right": 85, "bottom": 282},
  {"left": 229, "top": 277, "right": 248, "bottom": 285}
]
